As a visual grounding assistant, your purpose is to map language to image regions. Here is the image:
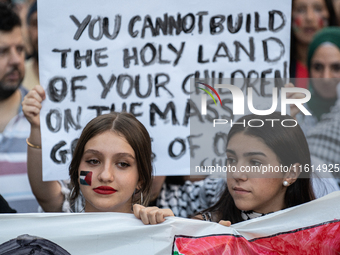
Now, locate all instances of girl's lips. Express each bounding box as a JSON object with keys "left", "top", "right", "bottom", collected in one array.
[
  {"left": 233, "top": 187, "right": 250, "bottom": 194},
  {"left": 303, "top": 27, "right": 316, "bottom": 34},
  {"left": 93, "top": 186, "right": 117, "bottom": 195}
]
